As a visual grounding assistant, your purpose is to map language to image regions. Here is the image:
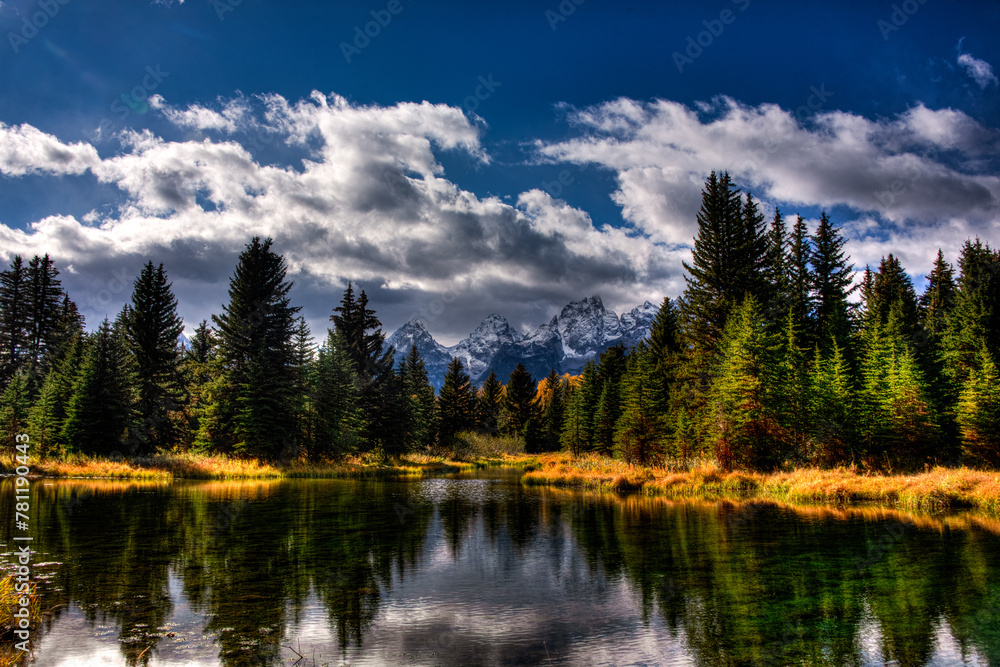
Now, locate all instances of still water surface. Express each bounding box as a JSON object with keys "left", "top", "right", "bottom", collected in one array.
[{"left": 2, "top": 470, "right": 999, "bottom": 666}]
